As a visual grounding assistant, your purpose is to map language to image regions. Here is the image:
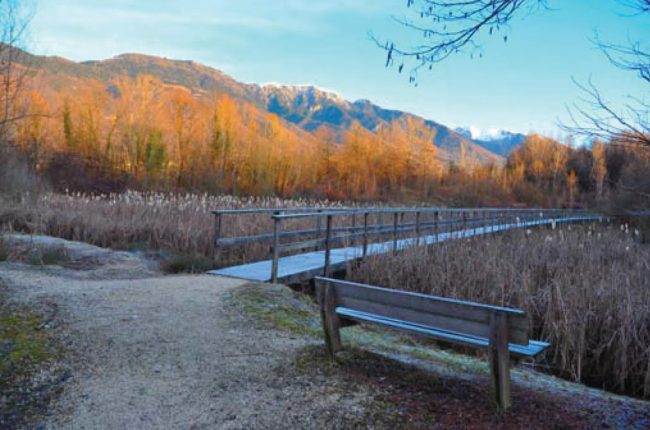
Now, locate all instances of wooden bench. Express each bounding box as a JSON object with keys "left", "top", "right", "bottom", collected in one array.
[{"left": 314, "top": 277, "right": 550, "bottom": 410}]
